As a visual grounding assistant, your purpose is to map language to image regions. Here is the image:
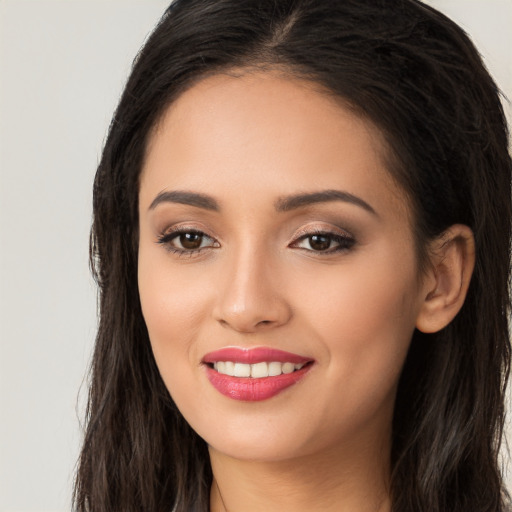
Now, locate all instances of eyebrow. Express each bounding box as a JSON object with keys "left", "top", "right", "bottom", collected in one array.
[
  {"left": 274, "top": 189, "right": 377, "bottom": 215},
  {"left": 149, "top": 190, "right": 220, "bottom": 211},
  {"left": 148, "top": 188, "right": 376, "bottom": 215}
]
